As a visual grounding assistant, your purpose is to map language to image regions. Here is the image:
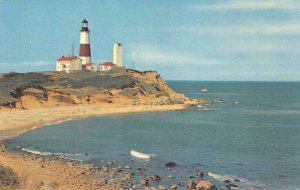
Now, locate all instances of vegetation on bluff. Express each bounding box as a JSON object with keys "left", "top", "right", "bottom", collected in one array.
[
  {"left": 0, "top": 164, "right": 19, "bottom": 190},
  {"left": 0, "top": 68, "right": 185, "bottom": 108}
]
